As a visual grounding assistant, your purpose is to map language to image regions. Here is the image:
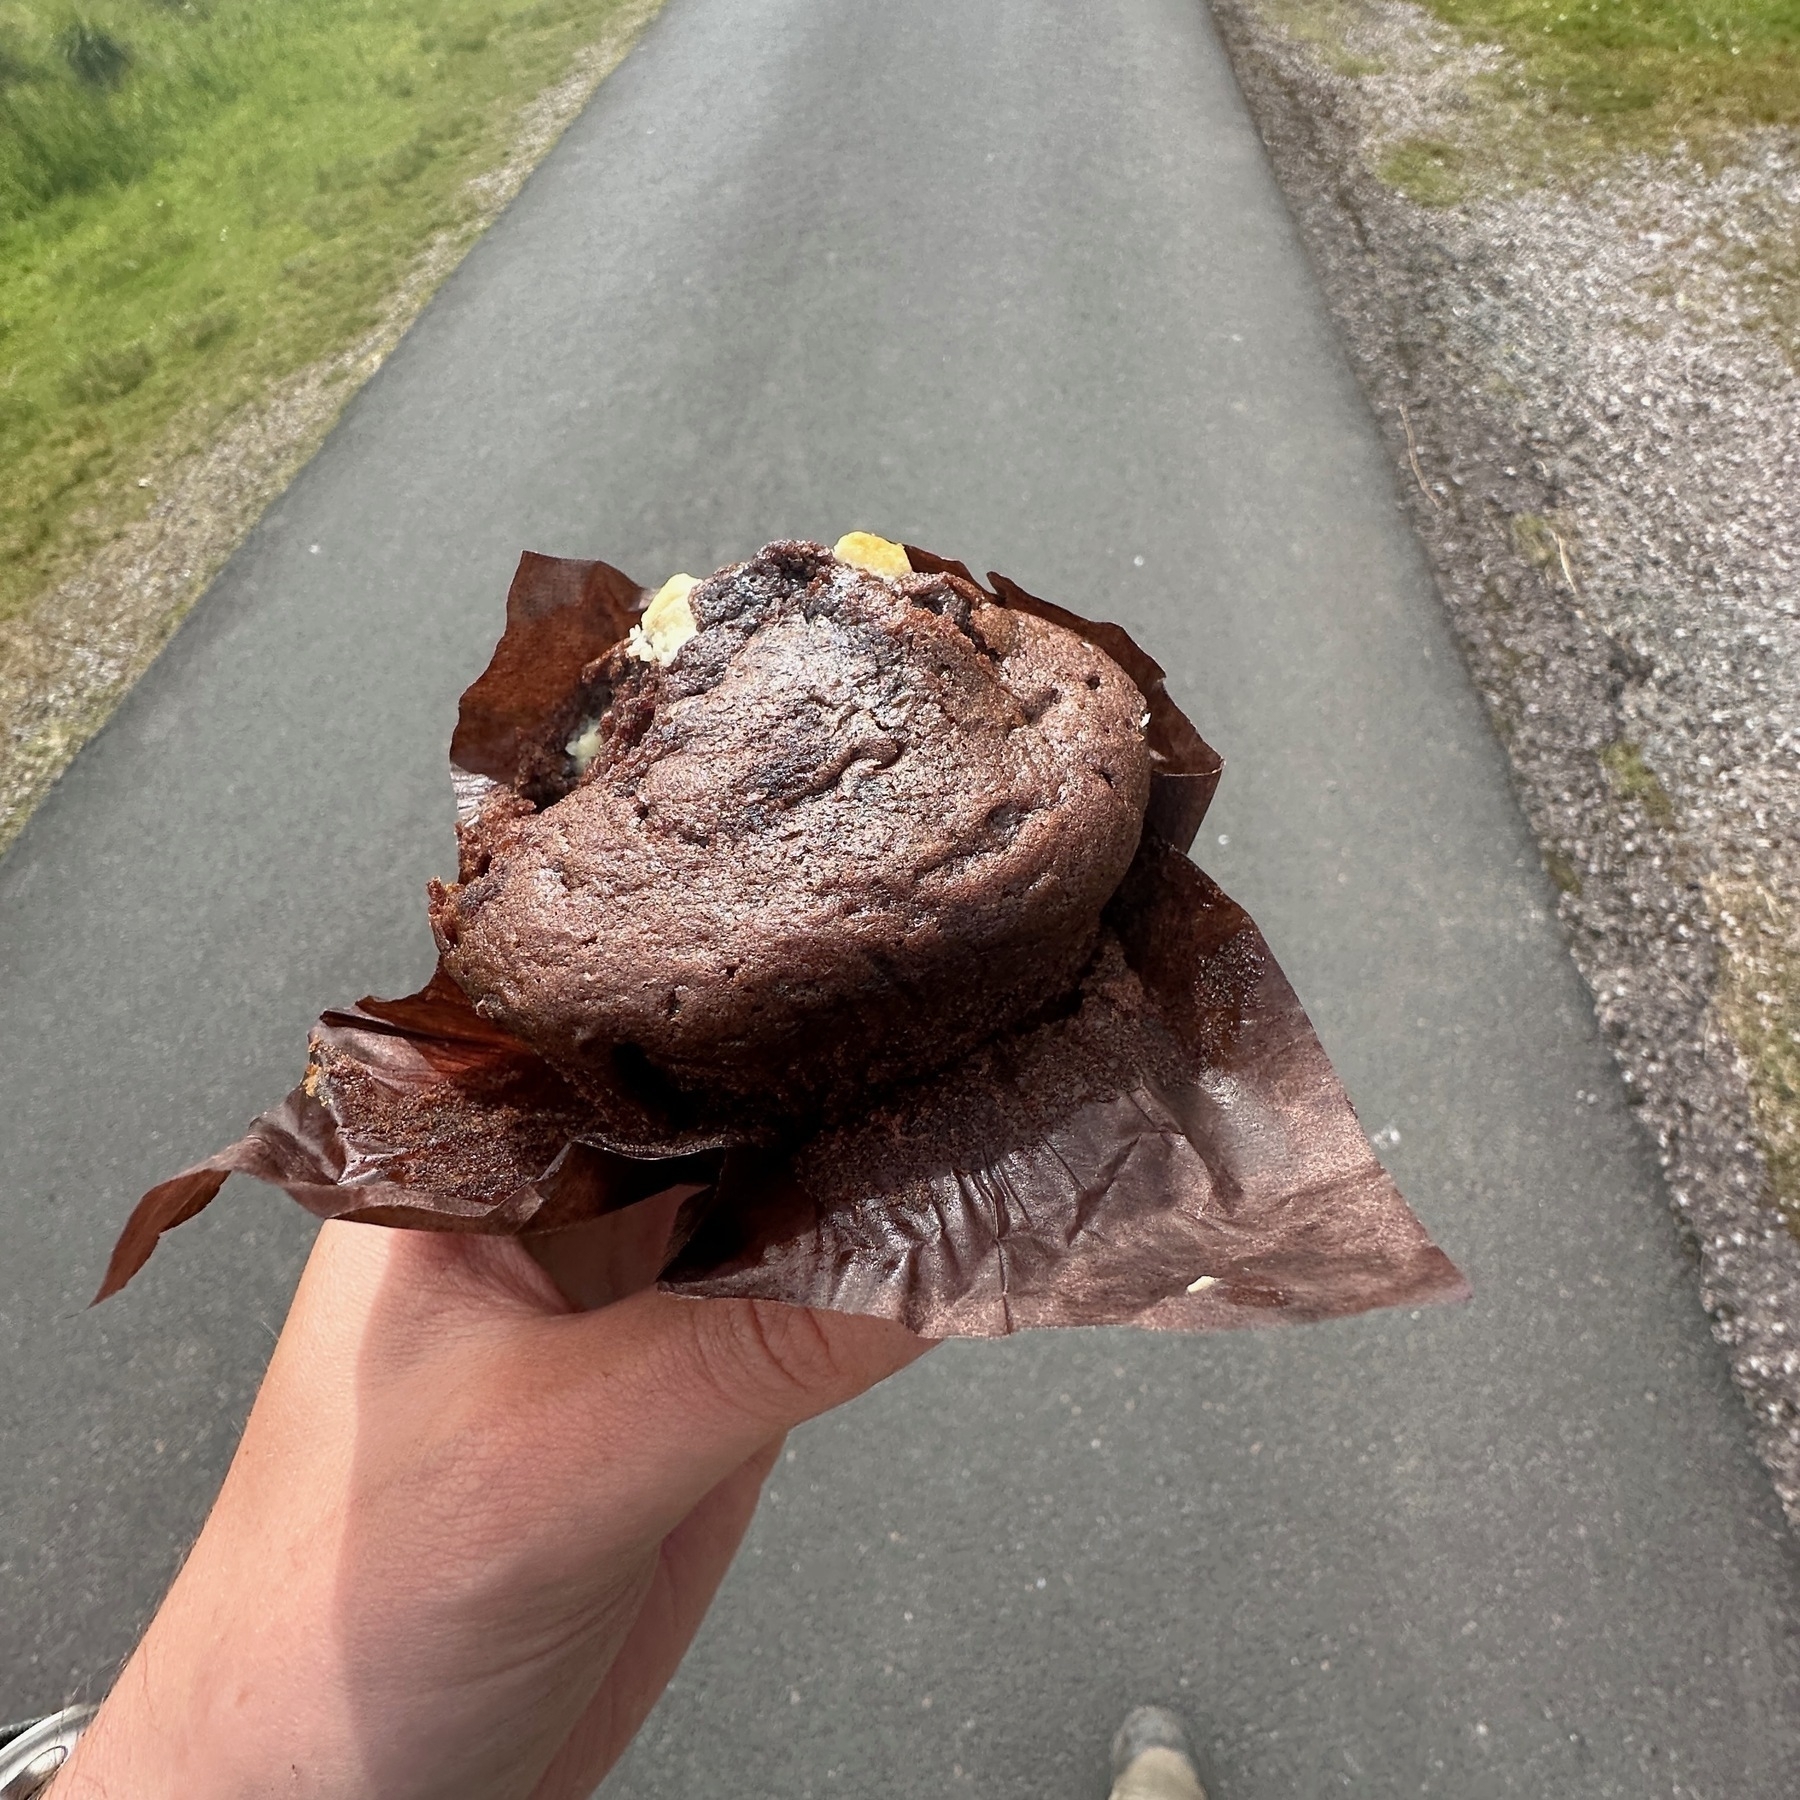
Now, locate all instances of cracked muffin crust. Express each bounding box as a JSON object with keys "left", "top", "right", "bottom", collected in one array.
[{"left": 429, "top": 539, "right": 1152, "bottom": 1130}]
